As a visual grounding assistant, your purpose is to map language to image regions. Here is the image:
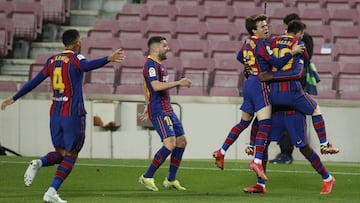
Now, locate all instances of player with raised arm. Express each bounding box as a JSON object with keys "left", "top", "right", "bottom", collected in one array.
[
  {"left": 138, "top": 36, "right": 191, "bottom": 191},
  {"left": 1, "top": 29, "right": 125, "bottom": 203},
  {"left": 213, "top": 14, "right": 304, "bottom": 181}
]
